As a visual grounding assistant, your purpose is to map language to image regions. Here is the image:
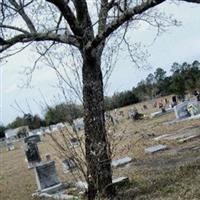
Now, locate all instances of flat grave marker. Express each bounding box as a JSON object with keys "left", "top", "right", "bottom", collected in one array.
[
  {"left": 112, "top": 156, "right": 133, "bottom": 168},
  {"left": 145, "top": 144, "right": 167, "bottom": 154}
]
